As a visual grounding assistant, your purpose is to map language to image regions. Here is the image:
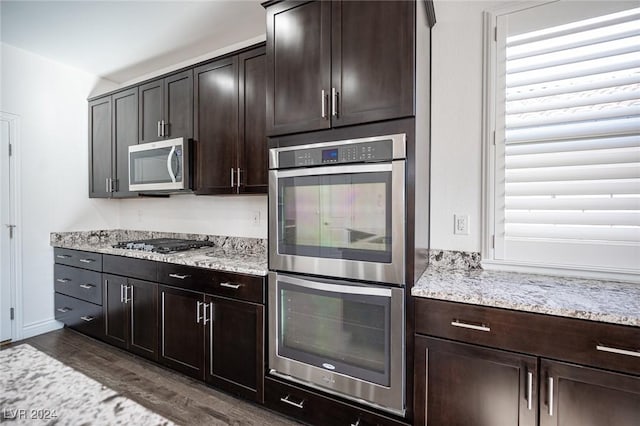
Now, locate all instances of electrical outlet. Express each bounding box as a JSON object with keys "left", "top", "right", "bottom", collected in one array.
[
  {"left": 252, "top": 211, "right": 261, "bottom": 226},
  {"left": 454, "top": 214, "right": 470, "bottom": 235}
]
